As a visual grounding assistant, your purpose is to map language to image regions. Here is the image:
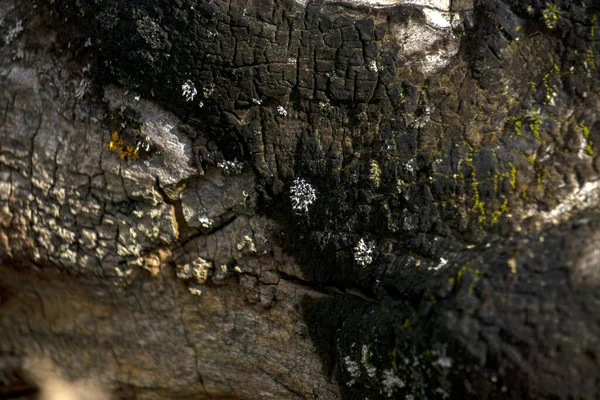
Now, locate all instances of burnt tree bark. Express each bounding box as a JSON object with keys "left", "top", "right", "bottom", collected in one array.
[{"left": 0, "top": 0, "right": 599, "bottom": 399}]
